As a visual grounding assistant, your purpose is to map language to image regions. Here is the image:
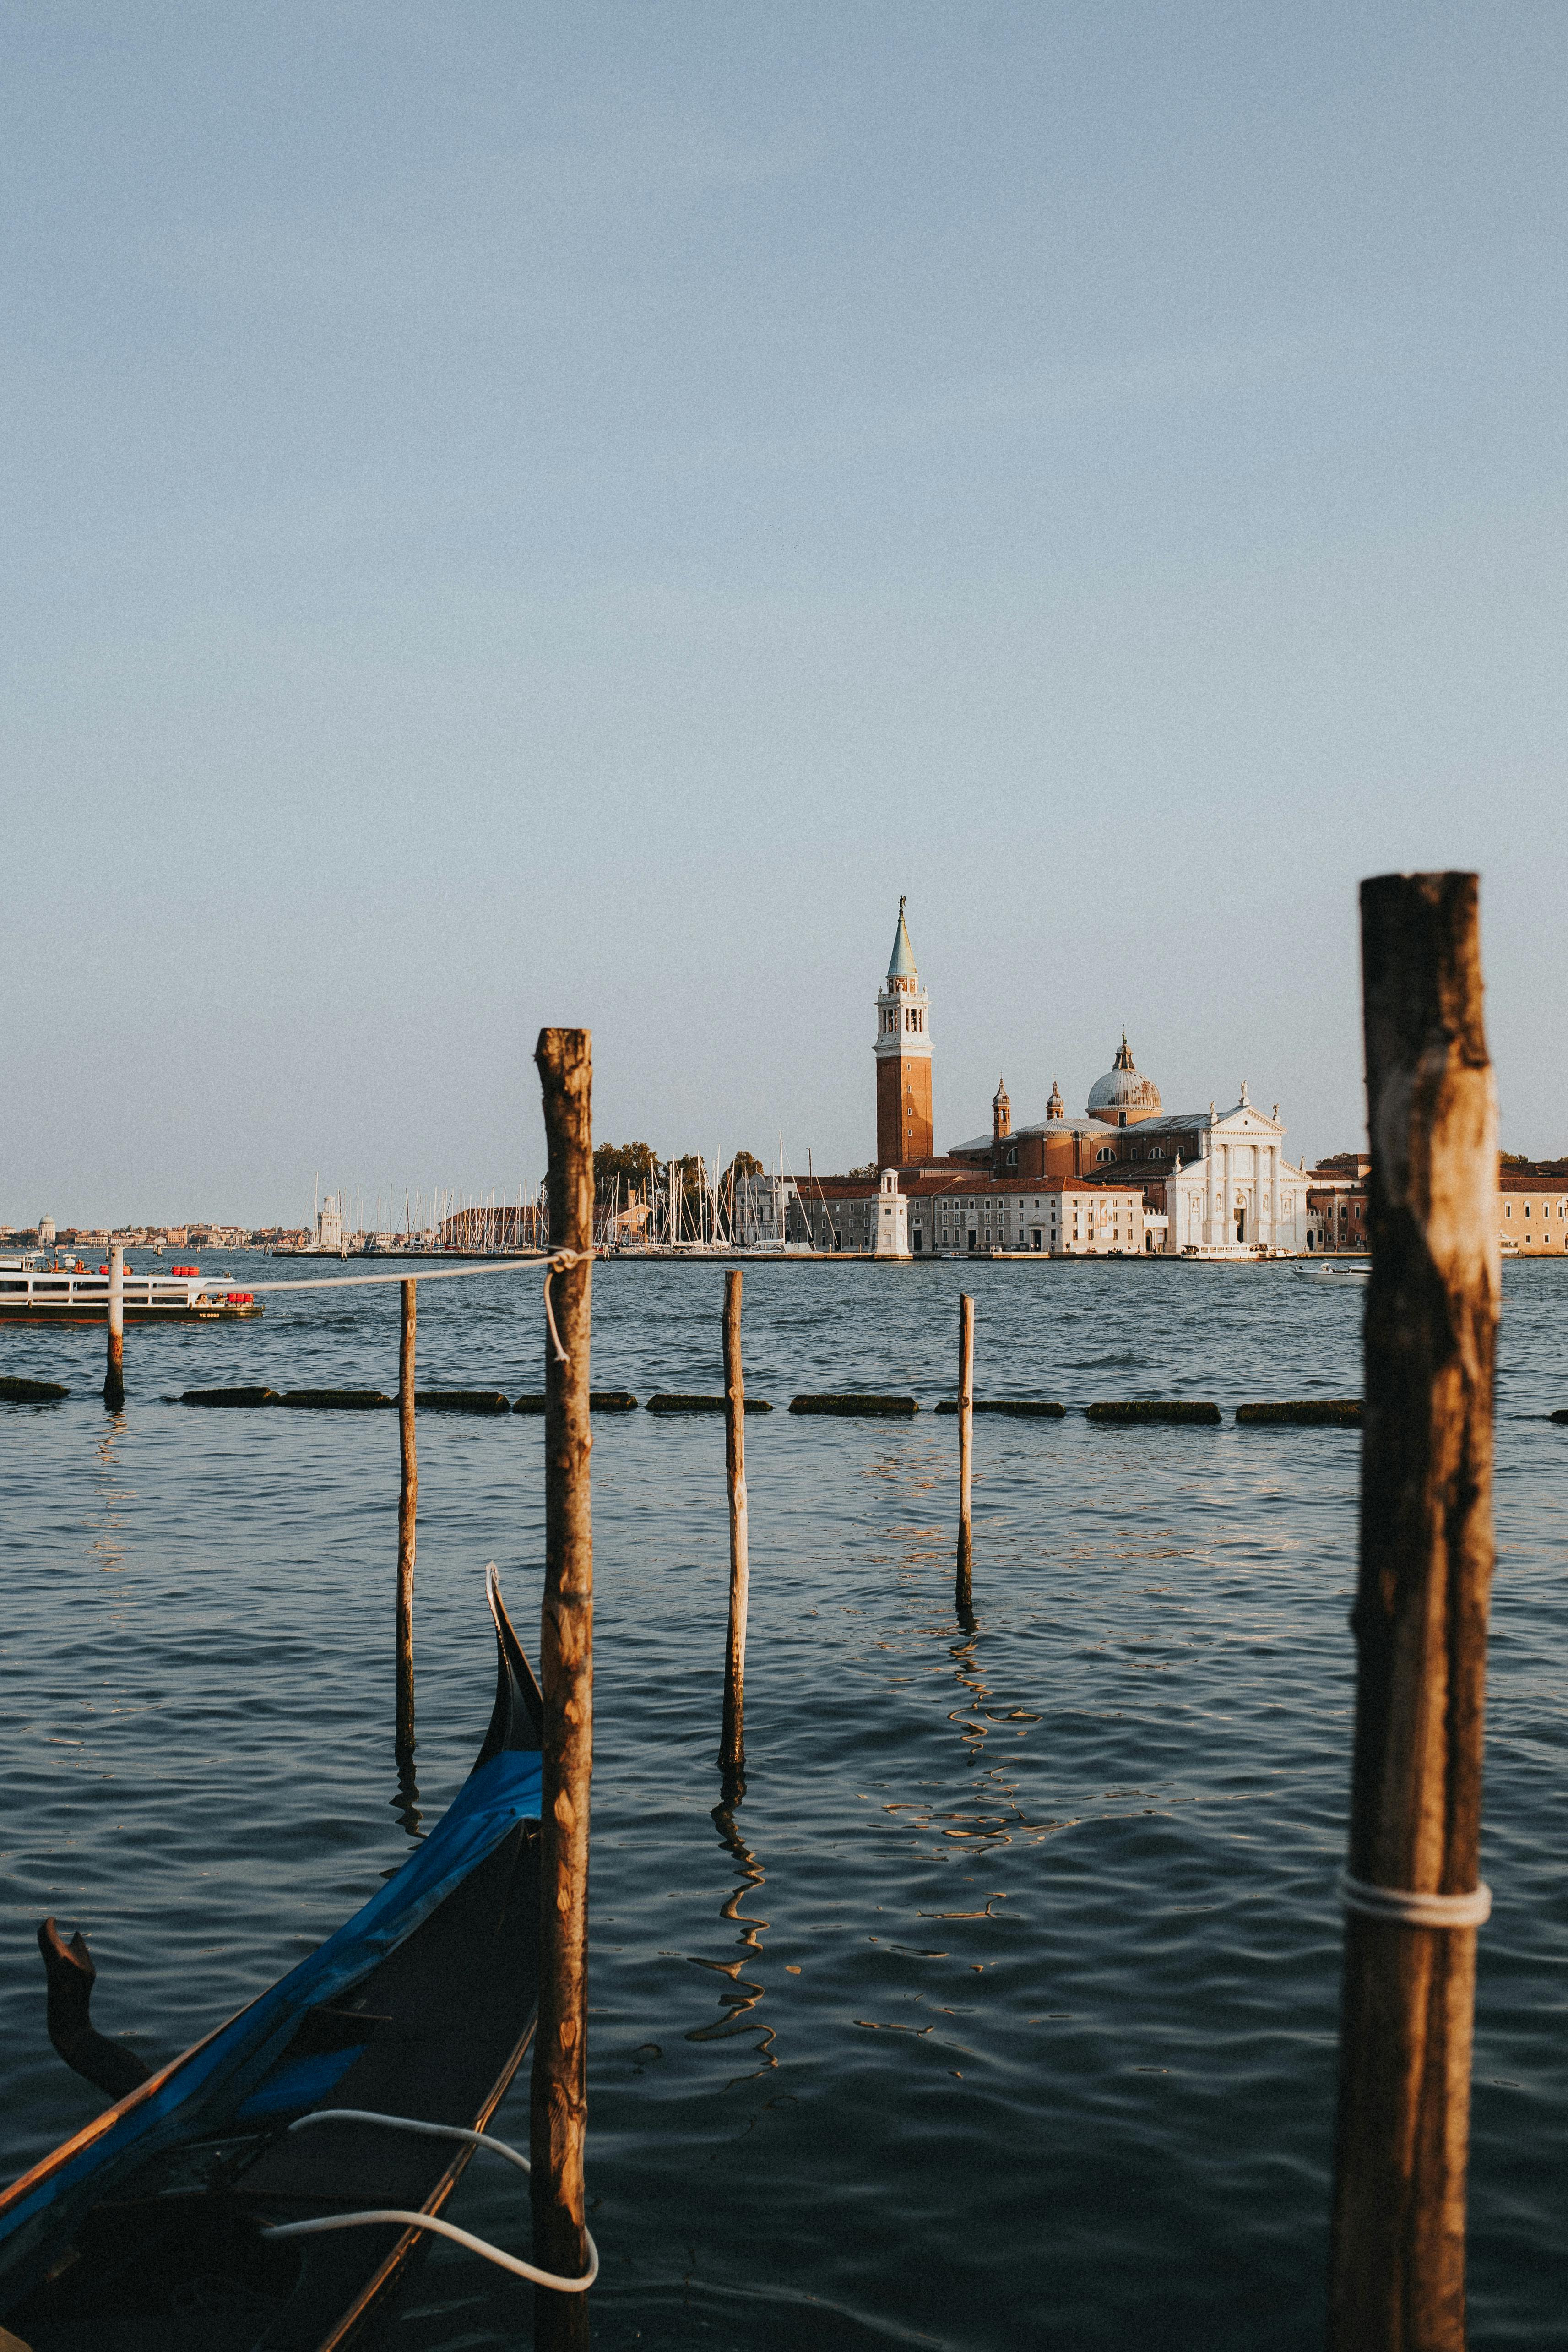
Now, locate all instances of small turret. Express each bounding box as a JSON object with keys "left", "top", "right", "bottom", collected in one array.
[{"left": 1046, "top": 1078, "right": 1064, "bottom": 1122}]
